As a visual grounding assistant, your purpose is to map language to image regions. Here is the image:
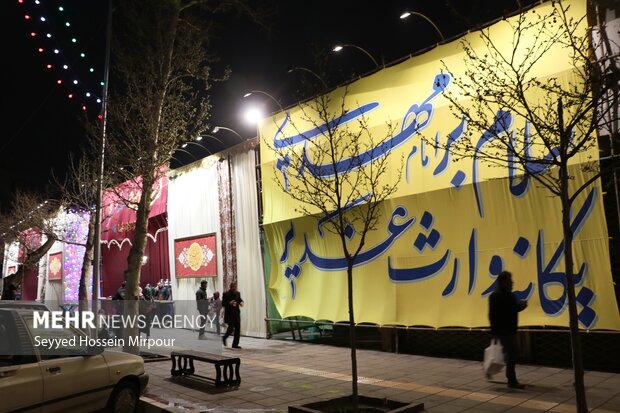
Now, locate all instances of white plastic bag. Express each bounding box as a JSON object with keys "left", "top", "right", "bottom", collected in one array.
[{"left": 483, "top": 339, "right": 505, "bottom": 377}]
